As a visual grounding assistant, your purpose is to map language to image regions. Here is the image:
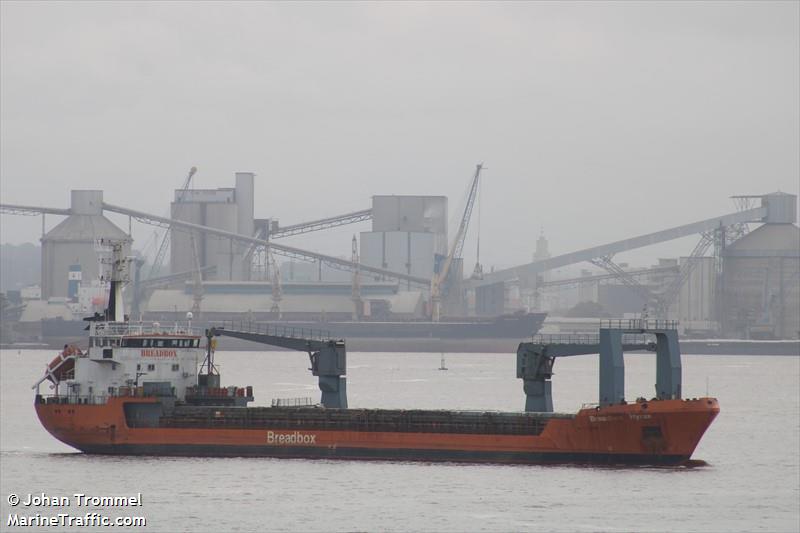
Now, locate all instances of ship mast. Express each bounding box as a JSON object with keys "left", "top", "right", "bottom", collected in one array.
[{"left": 99, "top": 239, "right": 131, "bottom": 322}]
